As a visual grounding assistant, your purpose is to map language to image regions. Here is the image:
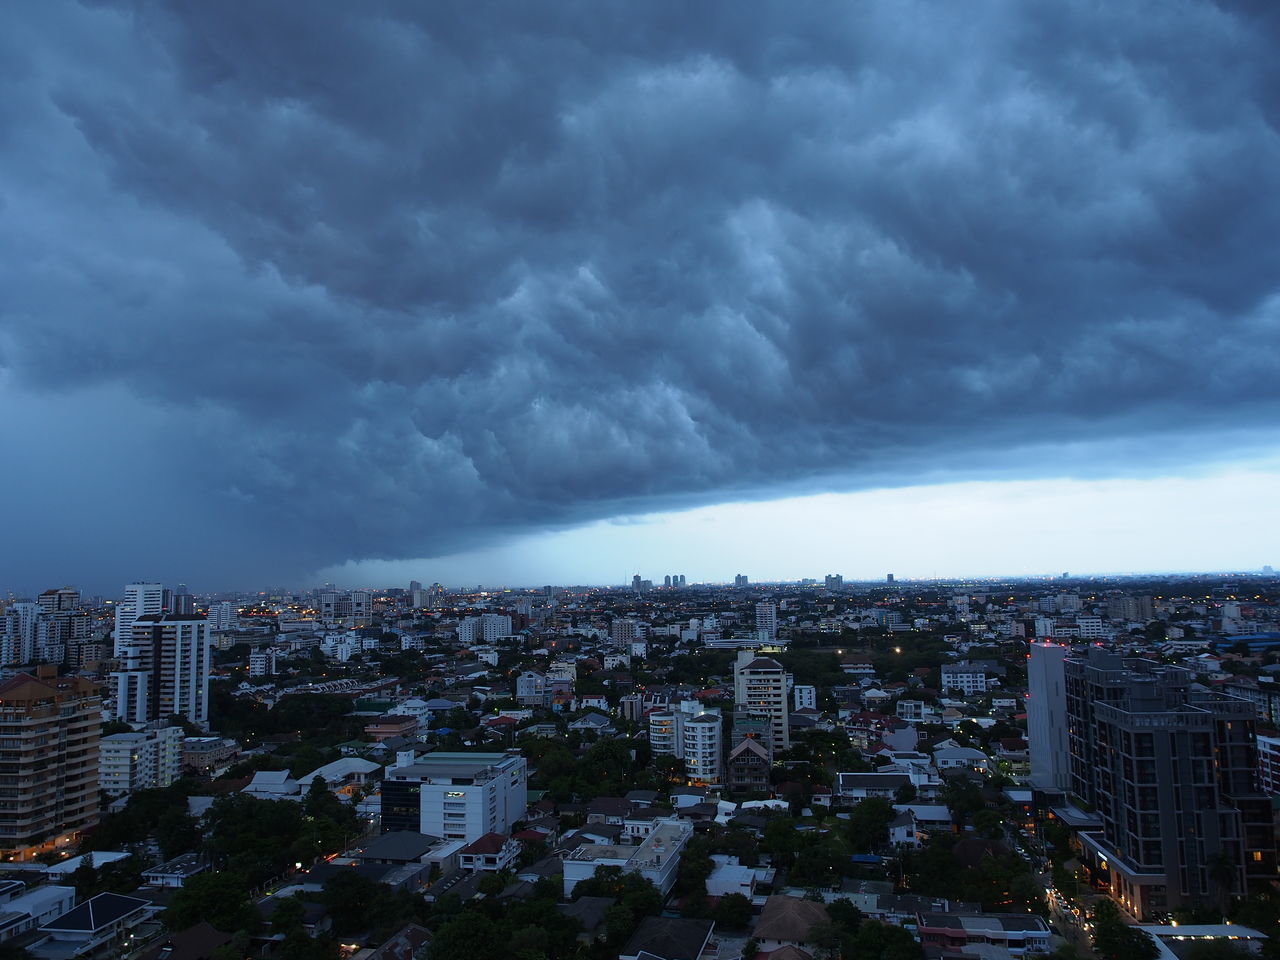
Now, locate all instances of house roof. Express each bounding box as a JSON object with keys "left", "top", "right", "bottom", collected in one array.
[
  {"left": 358, "top": 831, "right": 440, "bottom": 862},
  {"left": 558, "top": 896, "right": 616, "bottom": 932},
  {"left": 367, "top": 922, "right": 433, "bottom": 960},
  {"left": 752, "top": 895, "right": 830, "bottom": 943},
  {"left": 460, "top": 832, "right": 510, "bottom": 855},
  {"left": 621, "top": 916, "right": 715, "bottom": 960},
  {"left": 137, "top": 921, "right": 232, "bottom": 960},
  {"left": 42, "top": 892, "right": 149, "bottom": 933}
]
